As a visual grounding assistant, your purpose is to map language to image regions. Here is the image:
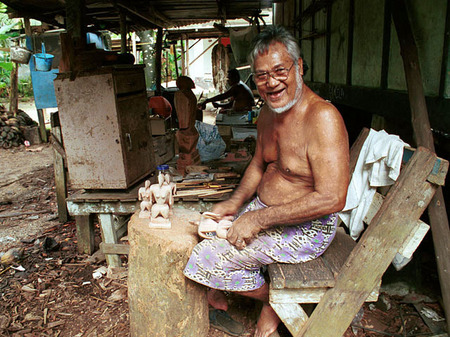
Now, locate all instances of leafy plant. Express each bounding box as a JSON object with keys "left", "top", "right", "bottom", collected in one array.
[{"left": 0, "top": 3, "right": 23, "bottom": 99}]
